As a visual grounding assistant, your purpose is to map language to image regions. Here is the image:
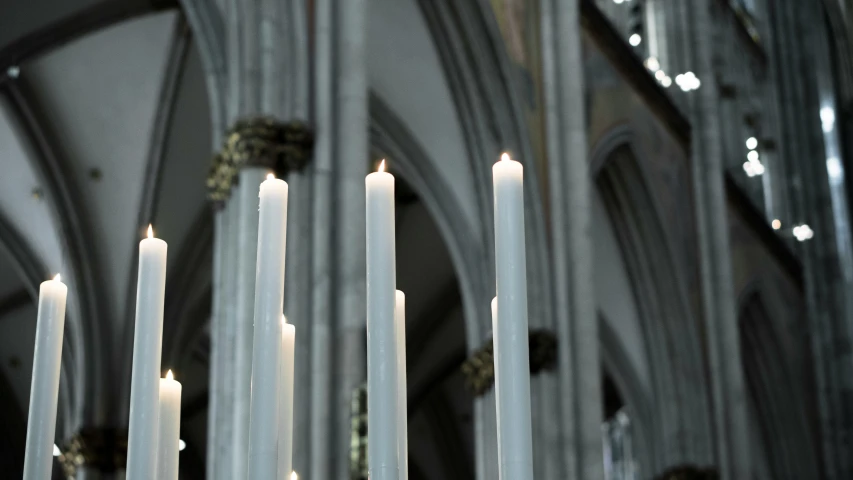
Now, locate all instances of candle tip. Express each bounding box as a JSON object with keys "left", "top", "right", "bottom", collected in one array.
[
  {"left": 267, "top": 173, "right": 275, "bottom": 181},
  {"left": 500, "top": 152, "right": 512, "bottom": 162},
  {"left": 378, "top": 159, "right": 386, "bottom": 173},
  {"left": 147, "top": 225, "right": 153, "bottom": 239},
  {"left": 166, "top": 369, "right": 174, "bottom": 380},
  {"left": 53, "top": 273, "right": 61, "bottom": 282},
  {"left": 290, "top": 472, "right": 298, "bottom": 480}
]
